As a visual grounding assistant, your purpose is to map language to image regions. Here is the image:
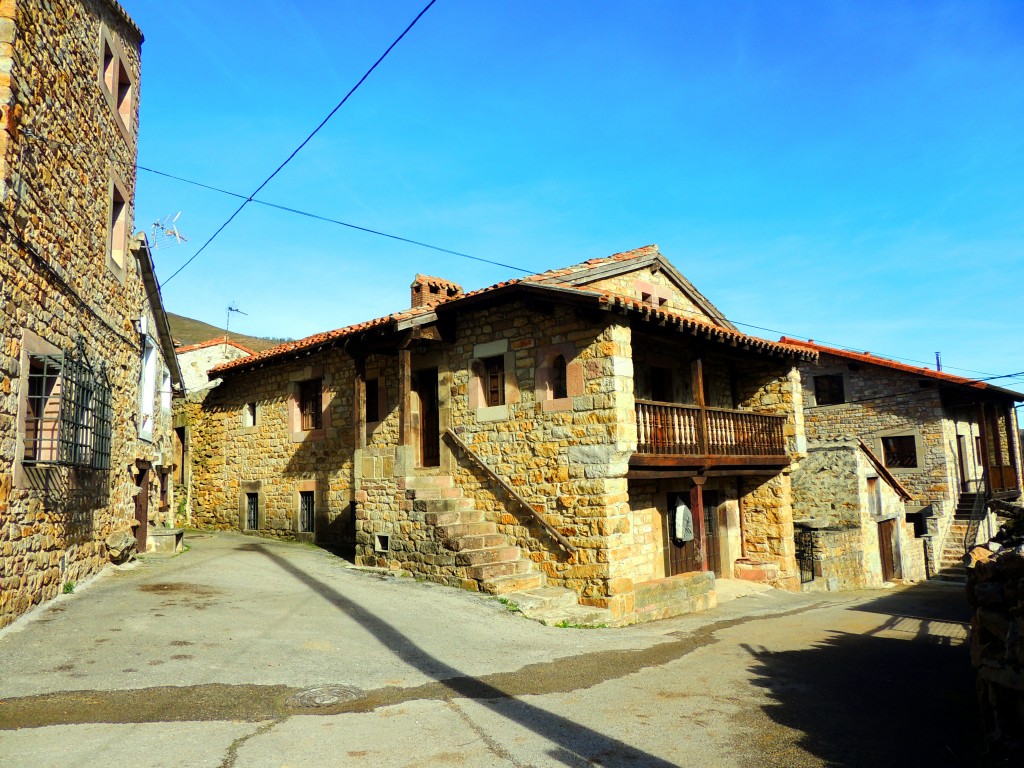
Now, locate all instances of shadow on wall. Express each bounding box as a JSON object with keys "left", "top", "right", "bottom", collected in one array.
[
  {"left": 742, "top": 583, "right": 980, "bottom": 768},
  {"left": 243, "top": 542, "right": 677, "bottom": 768},
  {"left": 22, "top": 465, "right": 105, "bottom": 541}
]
